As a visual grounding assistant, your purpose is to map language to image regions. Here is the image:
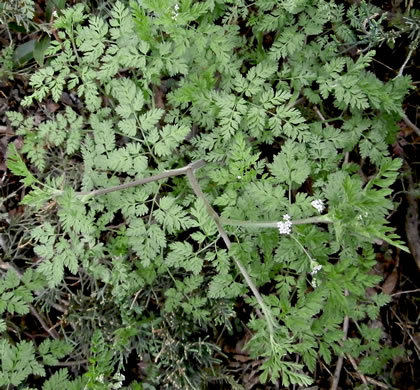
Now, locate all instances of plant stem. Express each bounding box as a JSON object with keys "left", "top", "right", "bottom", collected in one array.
[
  {"left": 72, "top": 159, "right": 334, "bottom": 336},
  {"left": 290, "top": 234, "right": 314, "bottom": 263},
  {"left": 185, "top": 168, "right": 276, "bottom": 336},
  {"left": 219, "top": 214, "right": 332, "bottom": 228},
  {"left": 396, "top": 46, "right": 414, "bottom": 78},
  {"left": 76, "top": 160, "right": 206, "bottom": 197}
]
